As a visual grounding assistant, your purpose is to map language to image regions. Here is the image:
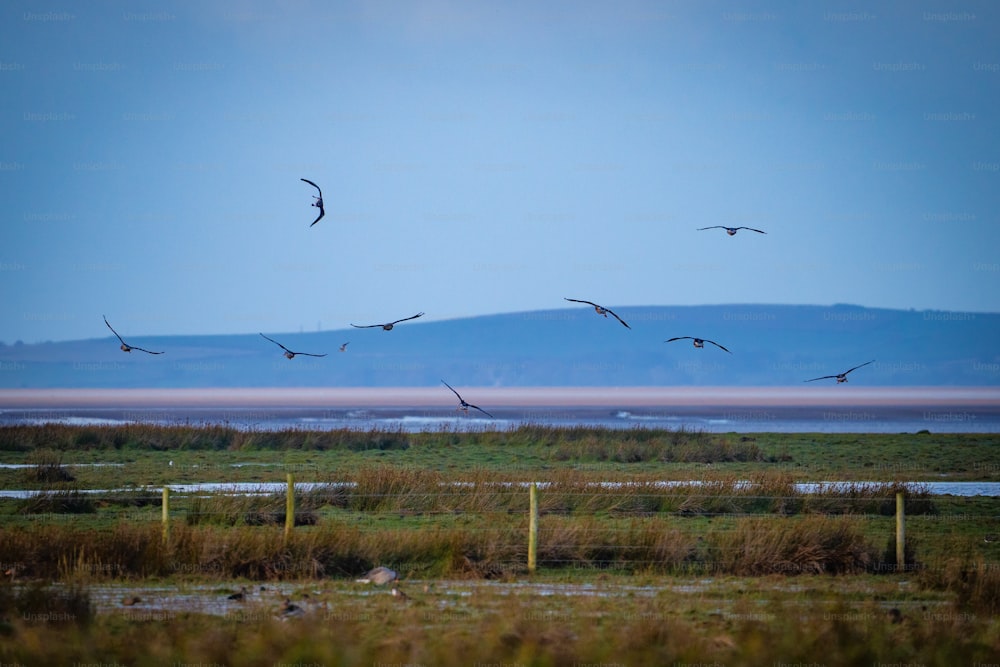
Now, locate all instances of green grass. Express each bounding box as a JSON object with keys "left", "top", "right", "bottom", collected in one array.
[{"left": 1, "top": 425, "right": 997, "bottom": 490}]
